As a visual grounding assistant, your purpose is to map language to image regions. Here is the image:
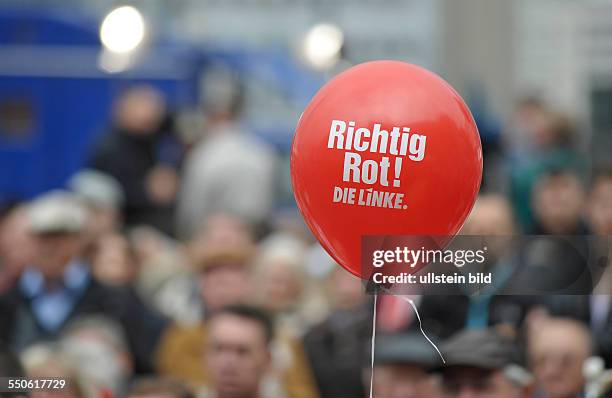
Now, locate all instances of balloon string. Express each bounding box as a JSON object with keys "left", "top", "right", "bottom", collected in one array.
[
  {"left": 400, "top": 295, "right": 446, "bottom": 364},
  {"left": 369, "top": 290, "right": 378, "bottom": 398},
  {"left": 377, "top": 286, "right": 446, "bottom": 364},
  {"left": 368, "top": 290, "right": 446, "bottom": 398}
]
